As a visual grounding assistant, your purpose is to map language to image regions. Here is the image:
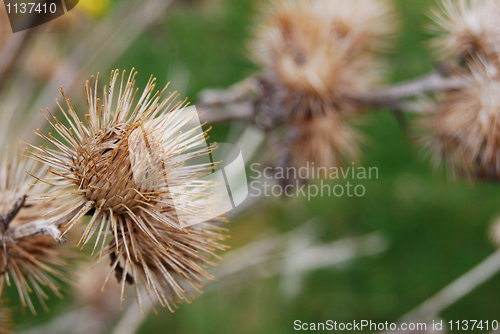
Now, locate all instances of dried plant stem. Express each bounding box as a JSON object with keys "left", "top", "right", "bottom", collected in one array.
[
  {"left": 355, "top": 72, "right": 463, "bottom": 107},
  {"left": 197, "top": 72, "right": 463, "bottom": 126},
  {"left": 0, "top": 195, "right": 82, "bottom": 243},
  {"left": 199, "top": 77, "right": 260, "bottom": 106},
  {"left": 397, "top": 248, "right": 500, "bottom": 324},
  {"left": 199, "top": 102, "right": 255, "bottom": 124},
  {"left": 199, "top": 77, "right": 259, "bottom": 124},
  {"left": 8, "top": 207, "right": 81, "bottom": 243}
]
